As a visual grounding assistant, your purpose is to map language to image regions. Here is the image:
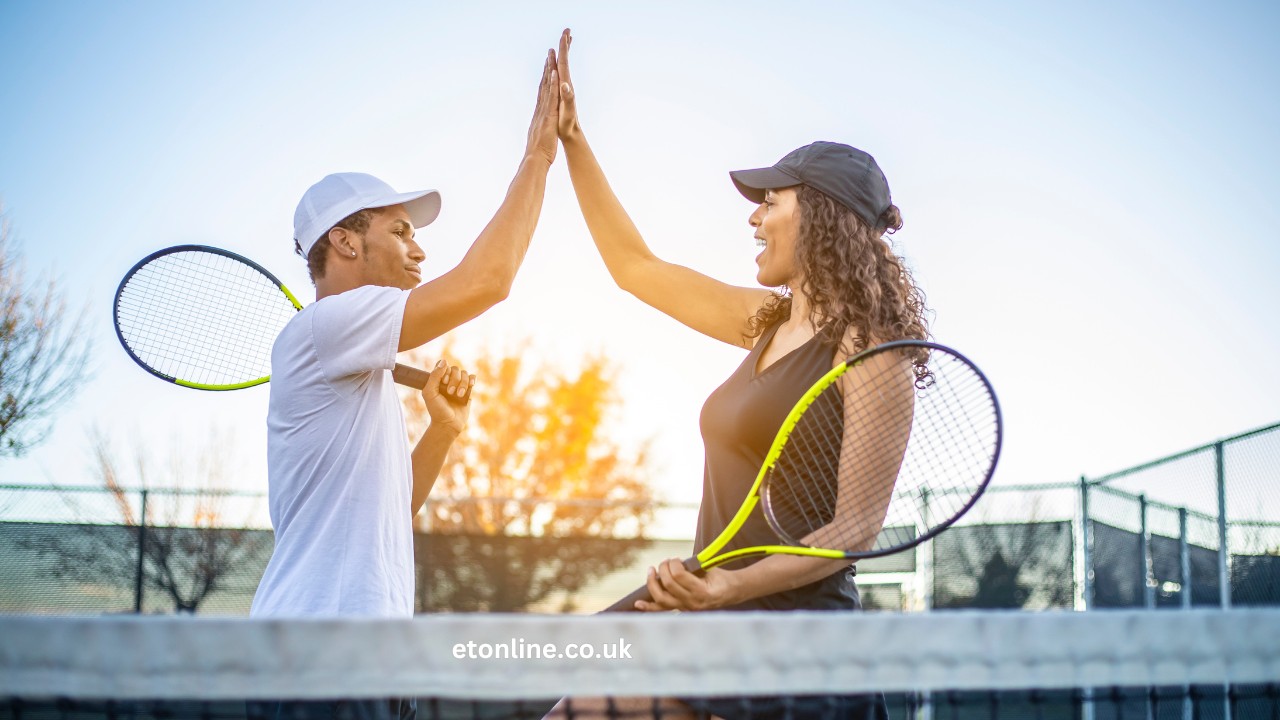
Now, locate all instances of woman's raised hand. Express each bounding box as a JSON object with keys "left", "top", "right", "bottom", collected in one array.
[{"left": 554, "top": 28, "right": 580, "bottom": 141}]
